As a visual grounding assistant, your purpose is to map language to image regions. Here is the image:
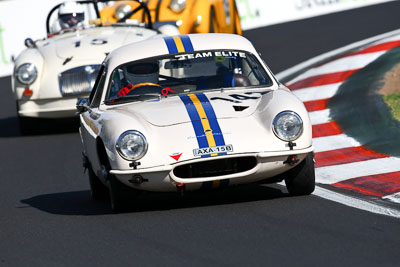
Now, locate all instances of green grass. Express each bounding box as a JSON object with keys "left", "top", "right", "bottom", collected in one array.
[{"left": 384, "top": 93, "right": 400, "bottom": 122}]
